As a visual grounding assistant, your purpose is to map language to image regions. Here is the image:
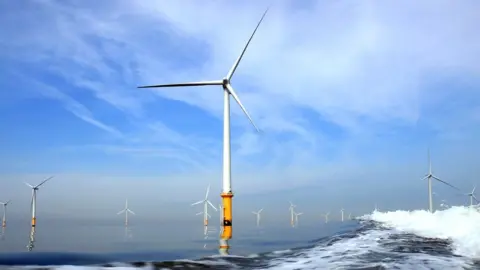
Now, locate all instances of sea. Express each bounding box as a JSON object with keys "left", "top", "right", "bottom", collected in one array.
[{"left": 0, "top": 206, "right": 479, "bottom": 269}]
